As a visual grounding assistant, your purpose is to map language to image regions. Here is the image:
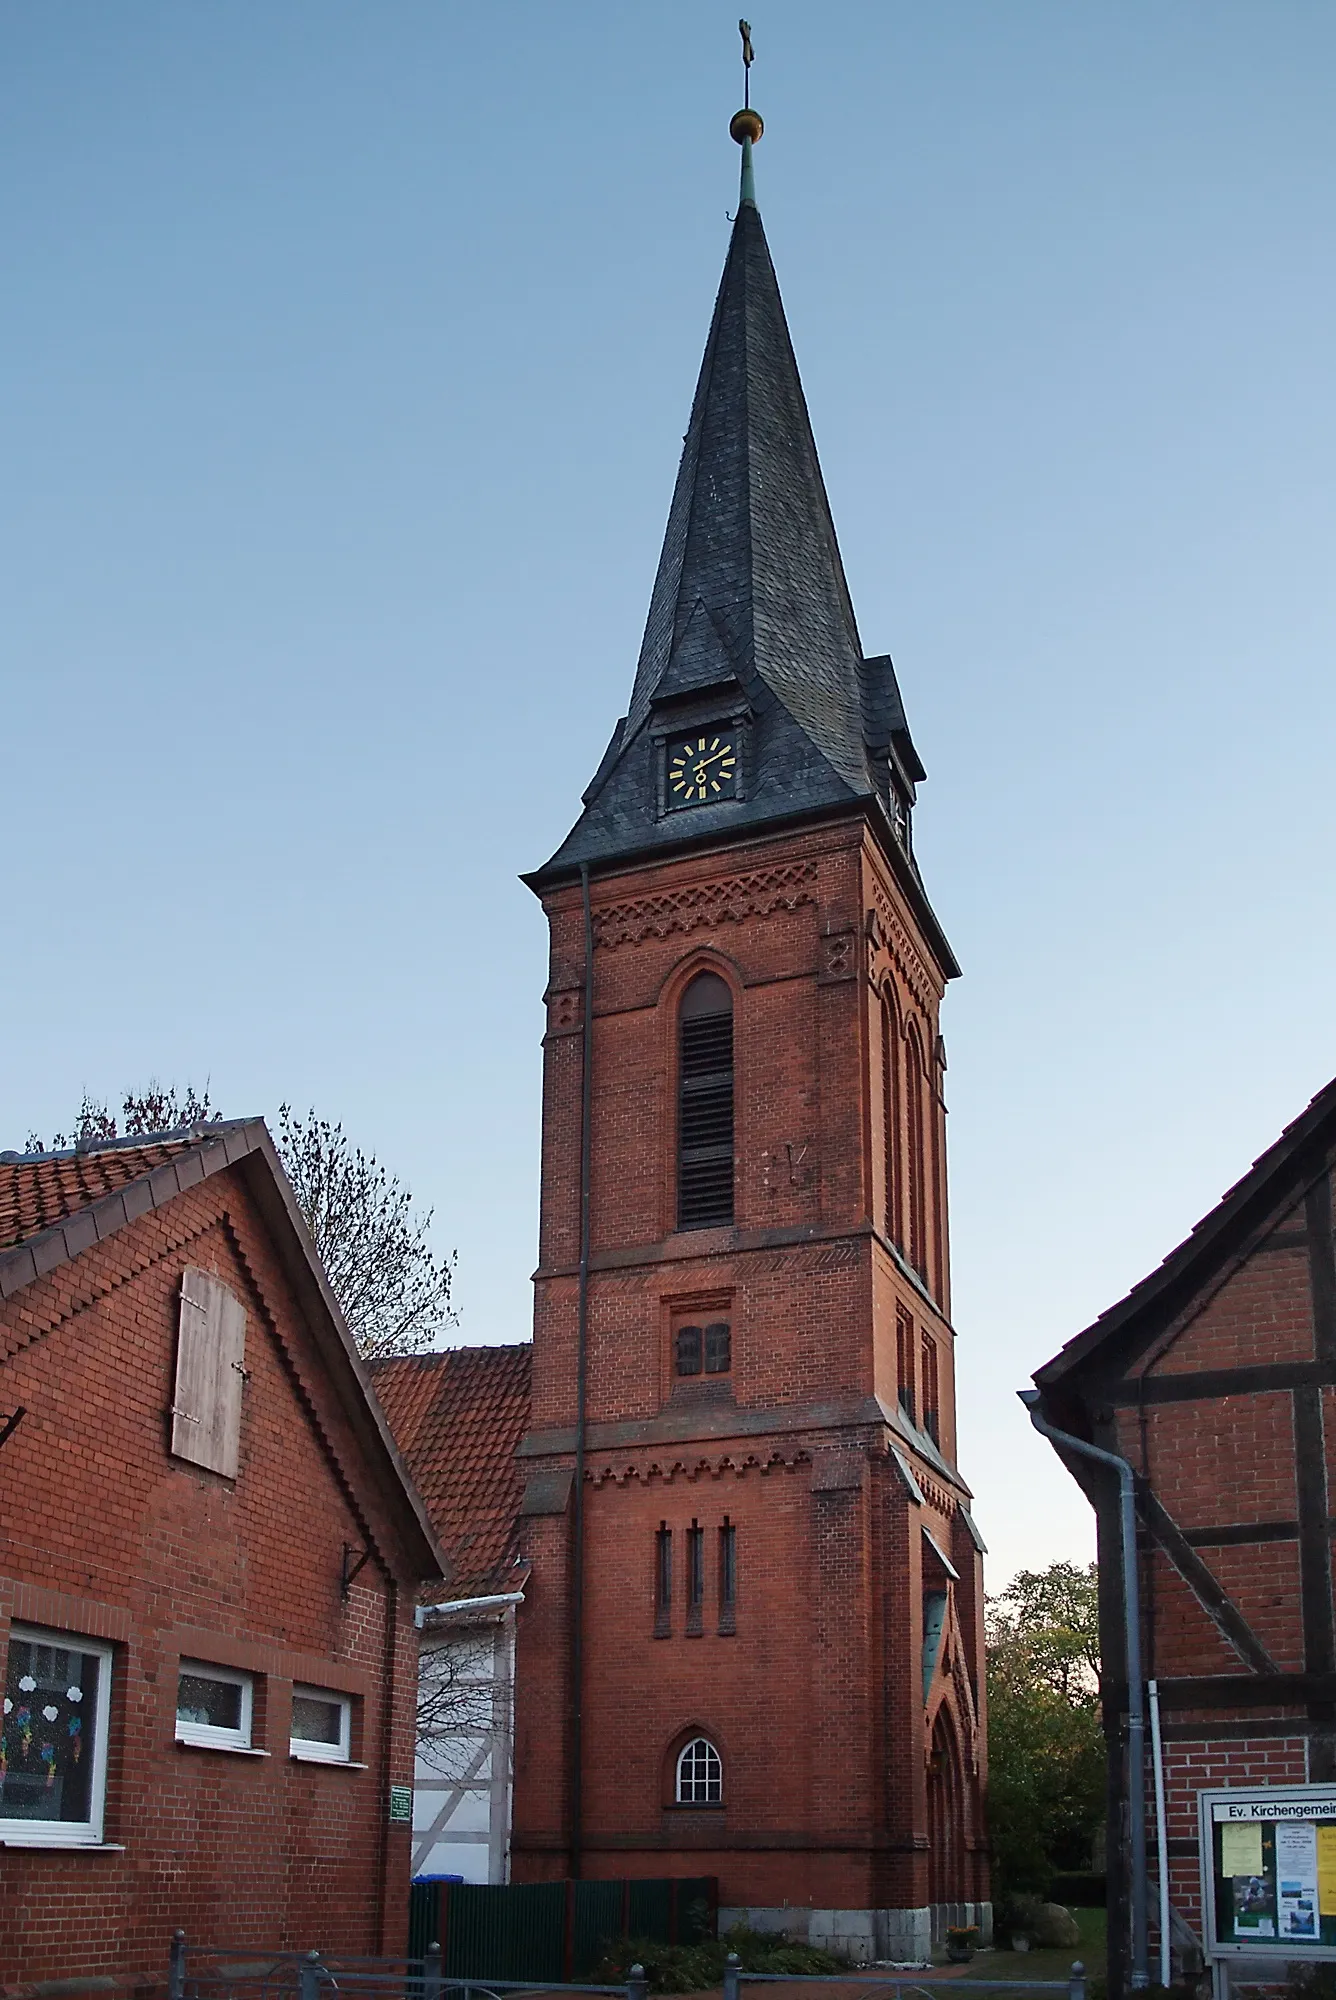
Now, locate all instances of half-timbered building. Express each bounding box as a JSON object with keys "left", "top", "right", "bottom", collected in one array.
[{"left": 1032, "top": 1074, "right": 1336, "bottom": 1997}]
